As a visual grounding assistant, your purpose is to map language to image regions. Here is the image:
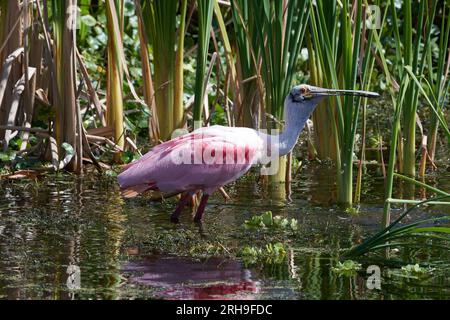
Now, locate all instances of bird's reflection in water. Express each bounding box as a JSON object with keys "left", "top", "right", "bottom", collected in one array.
[{"left": 122, "top": 255, "right": 260, "bottom": 299}]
